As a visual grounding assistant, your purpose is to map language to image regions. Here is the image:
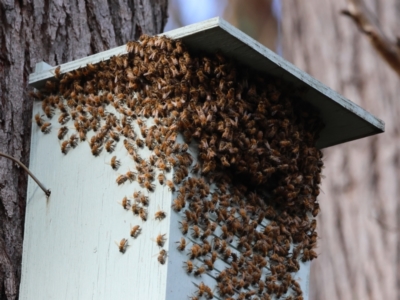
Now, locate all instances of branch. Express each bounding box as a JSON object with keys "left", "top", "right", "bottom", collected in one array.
[
  {"left": 0, "top": 152, "right": 51, "bottom": 197},
  {"left": 341, "top": 0, "right": 400, "bottom": 77}
]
